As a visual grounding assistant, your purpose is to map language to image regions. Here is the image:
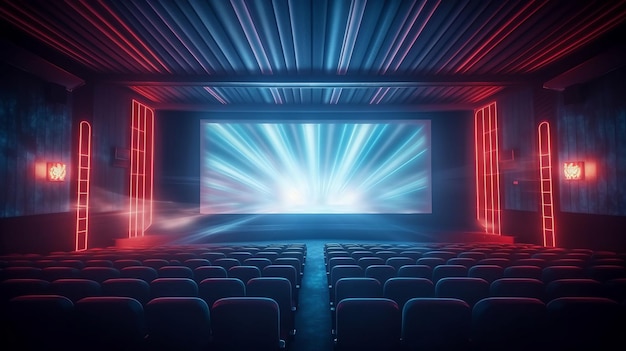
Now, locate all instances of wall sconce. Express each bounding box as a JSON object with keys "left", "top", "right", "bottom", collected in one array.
[
  {"left": 563, "top": 161, "right": 584, "bottom": 180},
  {"left": 47, "top": 162, "right": 67, "bottom": 181}
]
